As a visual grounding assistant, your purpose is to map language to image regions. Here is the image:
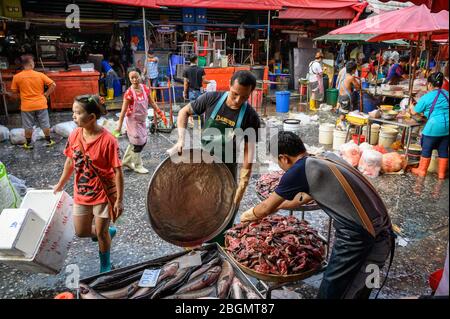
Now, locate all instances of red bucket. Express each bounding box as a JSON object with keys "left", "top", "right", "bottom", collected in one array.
[
  {"left": 352, "top": 134, "right": 366, "bottom": 144},
  {"left": 299, "top": 85, "right": 307, "bottom": 96}
]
